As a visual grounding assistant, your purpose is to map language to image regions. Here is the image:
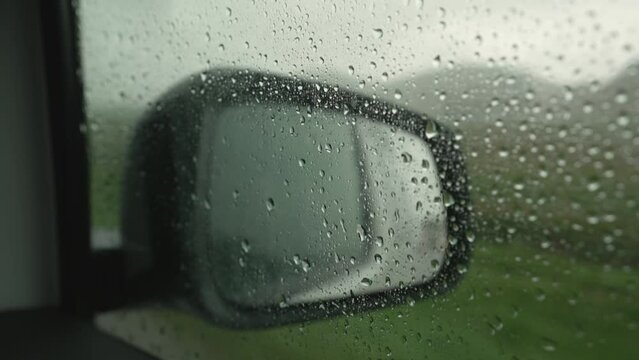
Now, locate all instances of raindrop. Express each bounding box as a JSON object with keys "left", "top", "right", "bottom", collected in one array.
[
  {"left": 466, "top": 231, "right": 476, "bottom": 243},
  {"left": 266, "top": 198, "right": 275, "bottom": 212},
  {"left": 443, "top": 191, "right": 455, "bottom": 207},
  {"left": 433, "top": 55, "right": 441, "bottom": 67},
  {"left": 457, "top": 264, "right": 468, "bottom": 274},
  {"left": 431, "top": 259, "right": 440, "bottom": 269},
  {"left": 361, "top": 277, "right": 372, "bottom": 286},
  {"left": 425, "top": 120, "right": 438, "bottom": 139},
  {"left": 564, "top": 87, "right": 574, "bottom": 101},
  {"left": 401, "top": 152, "right": 413, "bottom": 163},
  {"left": 279, "top": 295, "right": 290, "bottom": 308},
  {"left": 541, "top": 337, "right": 557, "bottom": 352},
  {"left": 301, "top": 259, "right": 311, "bottom": 272},
  {"left": 582, "top": 102, "right": 594, "bottom": 114},
  {"left": 615, "top": 91, "right": 628, "bottom": 104},
  {"left": 616, "top": 113, "right": 629, "bottom": 127},
  {"left": 241, "top": 238, "right": 250, "bottom": 253},
  {"left": 357, "top": 225, "right": 367, "bottom": 242},
  {"left": 372, "top": 28, "right": 384, "bottom": 39}
]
